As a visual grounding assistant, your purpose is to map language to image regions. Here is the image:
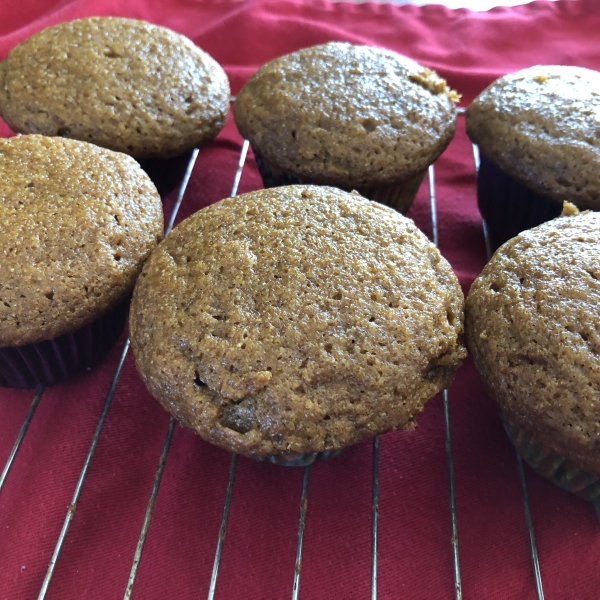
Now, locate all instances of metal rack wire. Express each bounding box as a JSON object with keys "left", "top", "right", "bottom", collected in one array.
[{"left": 2, "top": 114, "right": 599, "bottom": 599}]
